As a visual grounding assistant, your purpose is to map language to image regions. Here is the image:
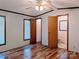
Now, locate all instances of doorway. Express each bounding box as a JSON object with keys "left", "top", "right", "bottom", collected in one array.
[
  {"left": 36, "top": 18, "right": 42, "bottom": 43},
  {"left": 30, "top": 18, "right": 36, "bottom": 44},
  {"left": 48, "top": 15, "right": 69, "bottom": 49},
  {"left": 58, "top": 14, "right": 68, "bottom": 50}
]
